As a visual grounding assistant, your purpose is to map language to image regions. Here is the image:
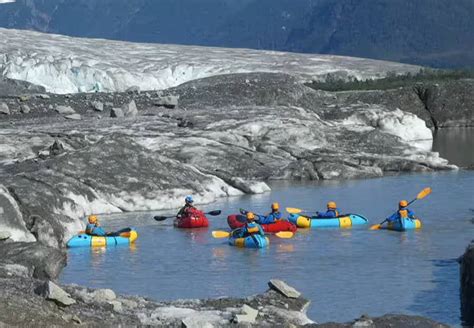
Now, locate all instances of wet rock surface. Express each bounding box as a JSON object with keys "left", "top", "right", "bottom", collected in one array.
[
  {"left": 309, "top": 314, "right": 449, "bottom": 327},
  {"left": 460, "top": 241, "right": 474, "bottom": 326}
]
